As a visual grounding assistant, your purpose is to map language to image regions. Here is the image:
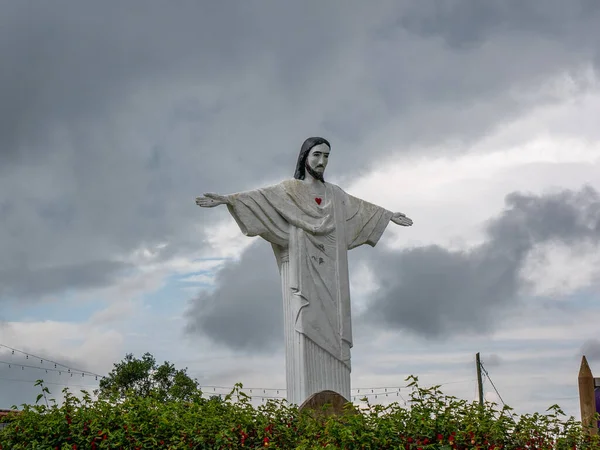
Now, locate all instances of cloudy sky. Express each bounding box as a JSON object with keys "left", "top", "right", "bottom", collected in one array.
[{"left": 1, "top": 0, "right": 600, "bottom": 418}]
